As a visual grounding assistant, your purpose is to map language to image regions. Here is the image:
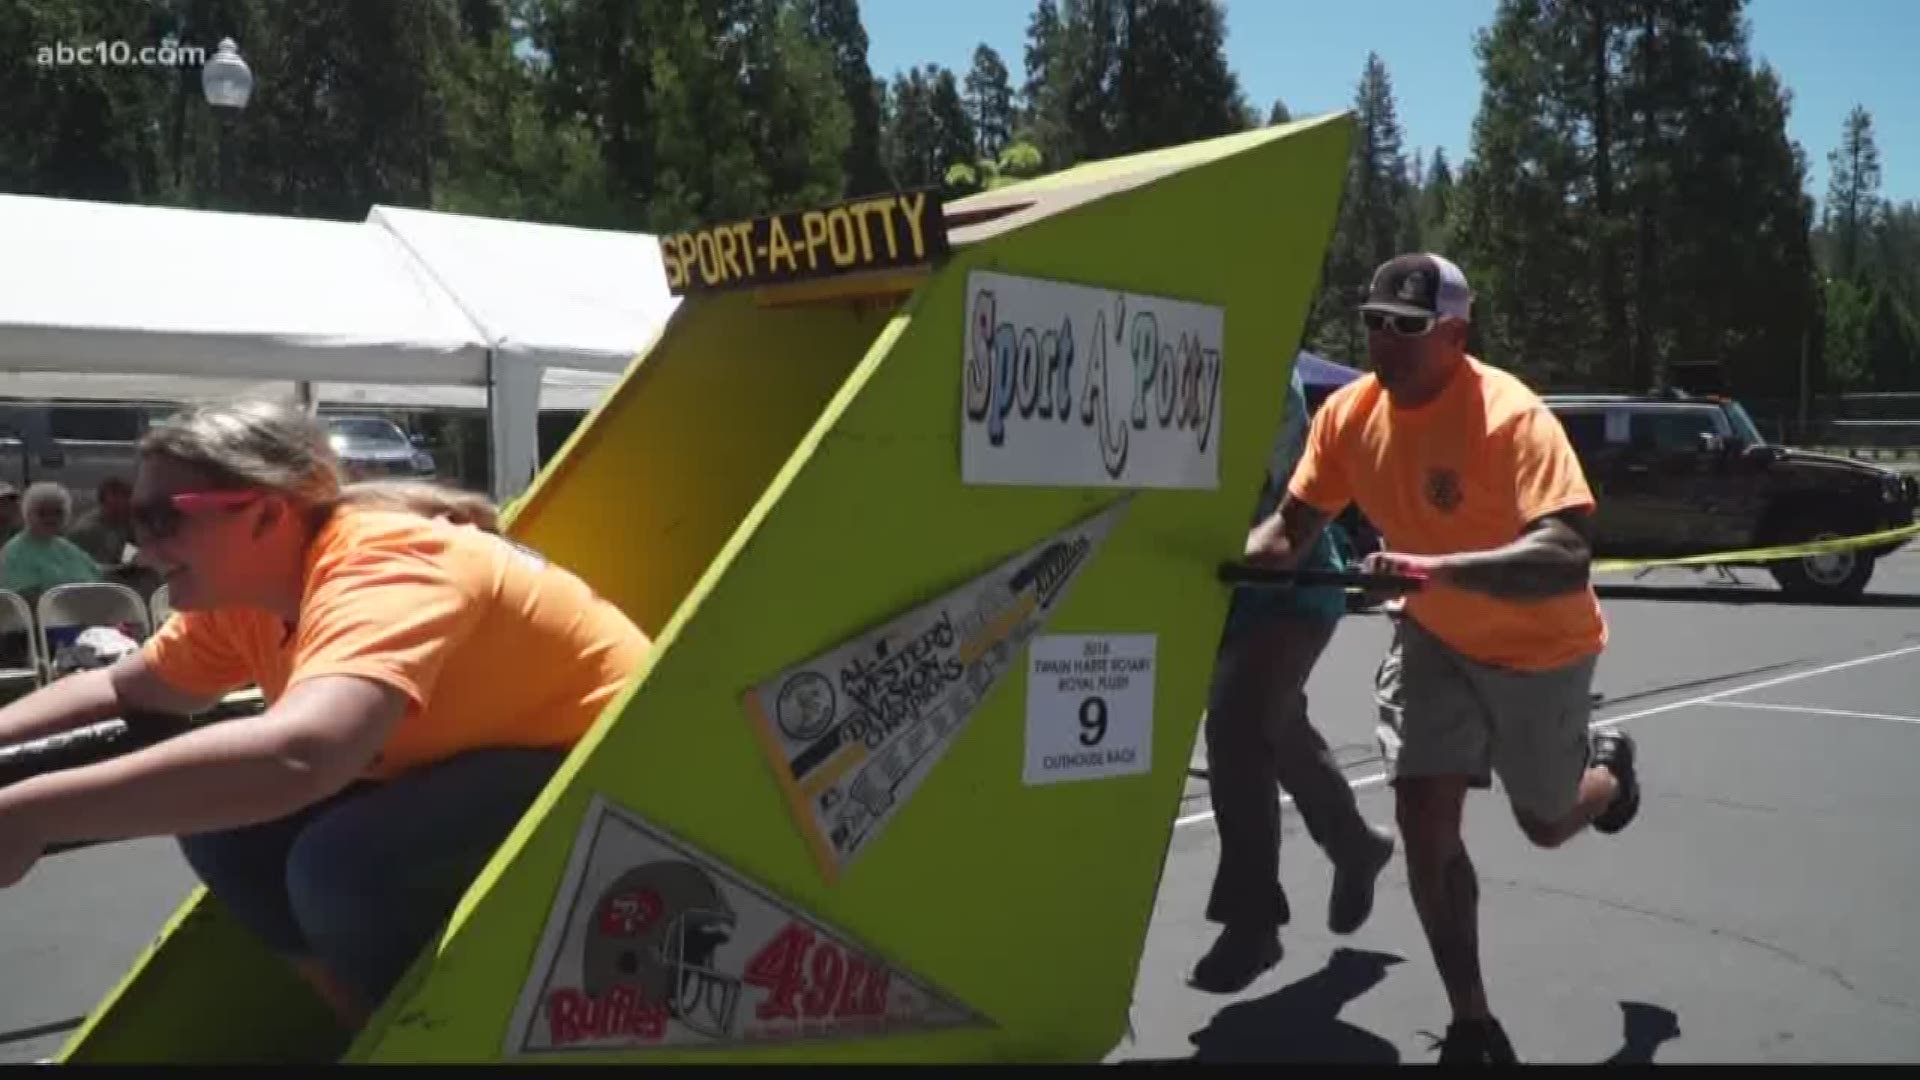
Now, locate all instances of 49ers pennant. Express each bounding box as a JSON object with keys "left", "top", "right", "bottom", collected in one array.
[
  {"left": 505, "top": 795, "right": 988, "bottom": 1056},
  {"left": 743, "top": 497, "right": 1130, "bottom": 883}
]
